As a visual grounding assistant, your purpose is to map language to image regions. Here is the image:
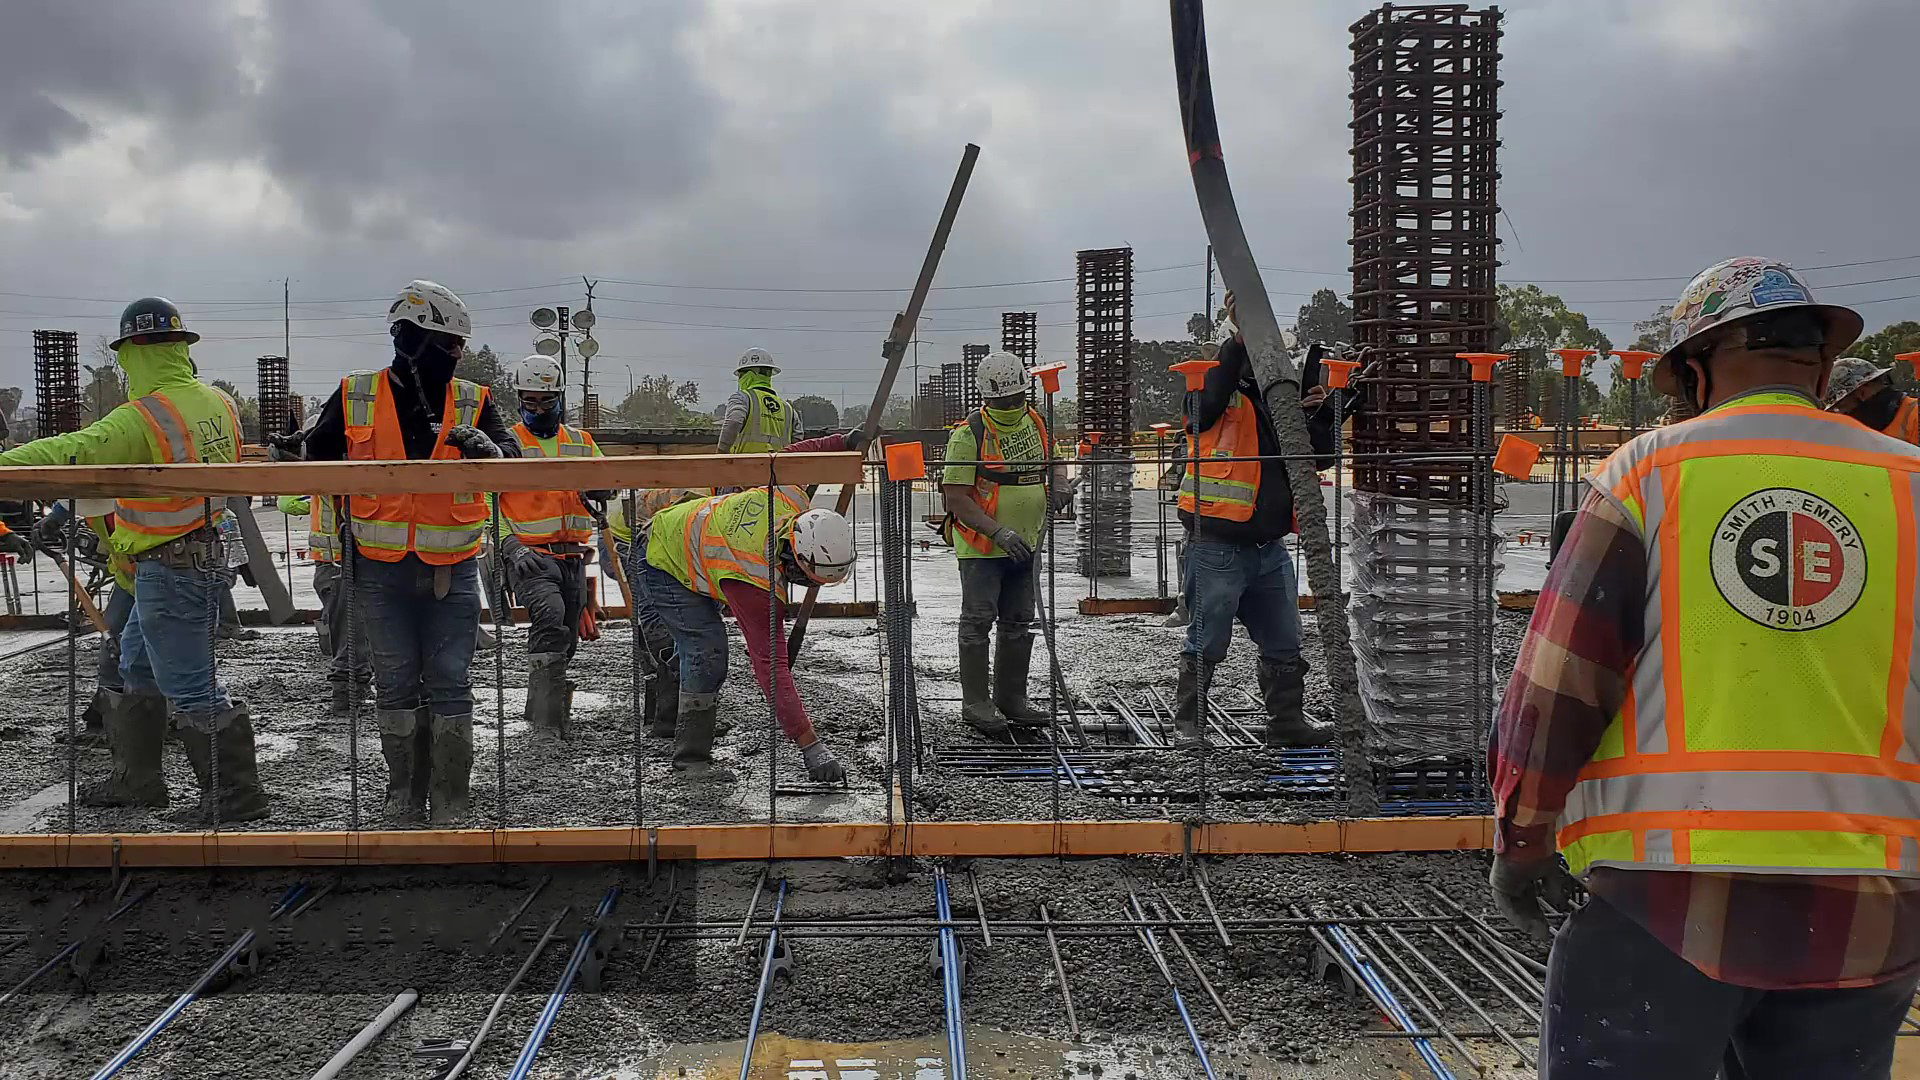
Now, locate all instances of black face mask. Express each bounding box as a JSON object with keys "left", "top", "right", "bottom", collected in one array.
[
  {"left": 1852, "top": 386, "right": 1906, "bottom": 432},
  {"left": 391, "top": 321, "right": 462, "bottom": 388}
]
